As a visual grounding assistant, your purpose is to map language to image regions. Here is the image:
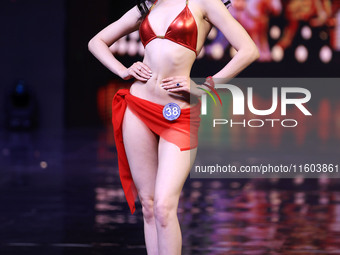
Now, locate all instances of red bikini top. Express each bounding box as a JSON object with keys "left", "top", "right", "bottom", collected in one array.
[{"left": 139, "top": 0, "right": 198, "bottom": 56}]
